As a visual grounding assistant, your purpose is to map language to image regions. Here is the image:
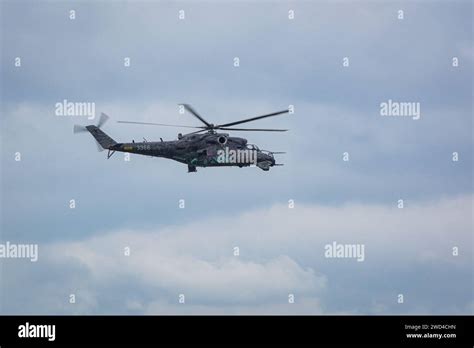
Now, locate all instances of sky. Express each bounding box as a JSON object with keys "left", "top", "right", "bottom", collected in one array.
[{"left": 0, "top": 0, "right": 472, "bottom": 314}]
